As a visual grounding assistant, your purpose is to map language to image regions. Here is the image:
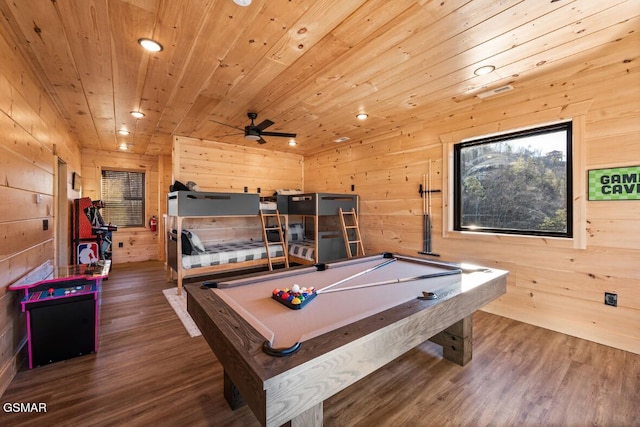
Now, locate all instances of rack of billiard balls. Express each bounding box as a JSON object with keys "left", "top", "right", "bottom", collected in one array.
[{"left": 271, "top": 284, "right": 317, "bottom": 309}]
